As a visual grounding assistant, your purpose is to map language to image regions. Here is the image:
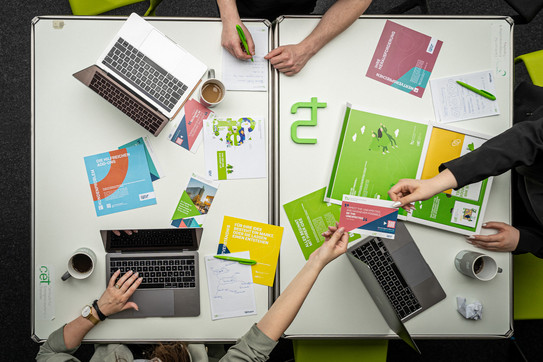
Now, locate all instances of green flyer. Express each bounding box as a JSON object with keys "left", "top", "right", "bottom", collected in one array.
[{"left": 284, "top": 188, "right": 359, "bottom": 260}]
